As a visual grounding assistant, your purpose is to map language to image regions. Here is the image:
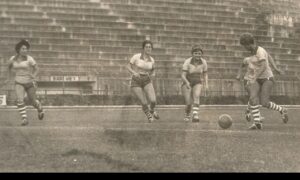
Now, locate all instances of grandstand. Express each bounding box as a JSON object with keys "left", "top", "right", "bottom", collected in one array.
[{"left": 0, "top": 0, "right": 299, "bottom": 105}]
